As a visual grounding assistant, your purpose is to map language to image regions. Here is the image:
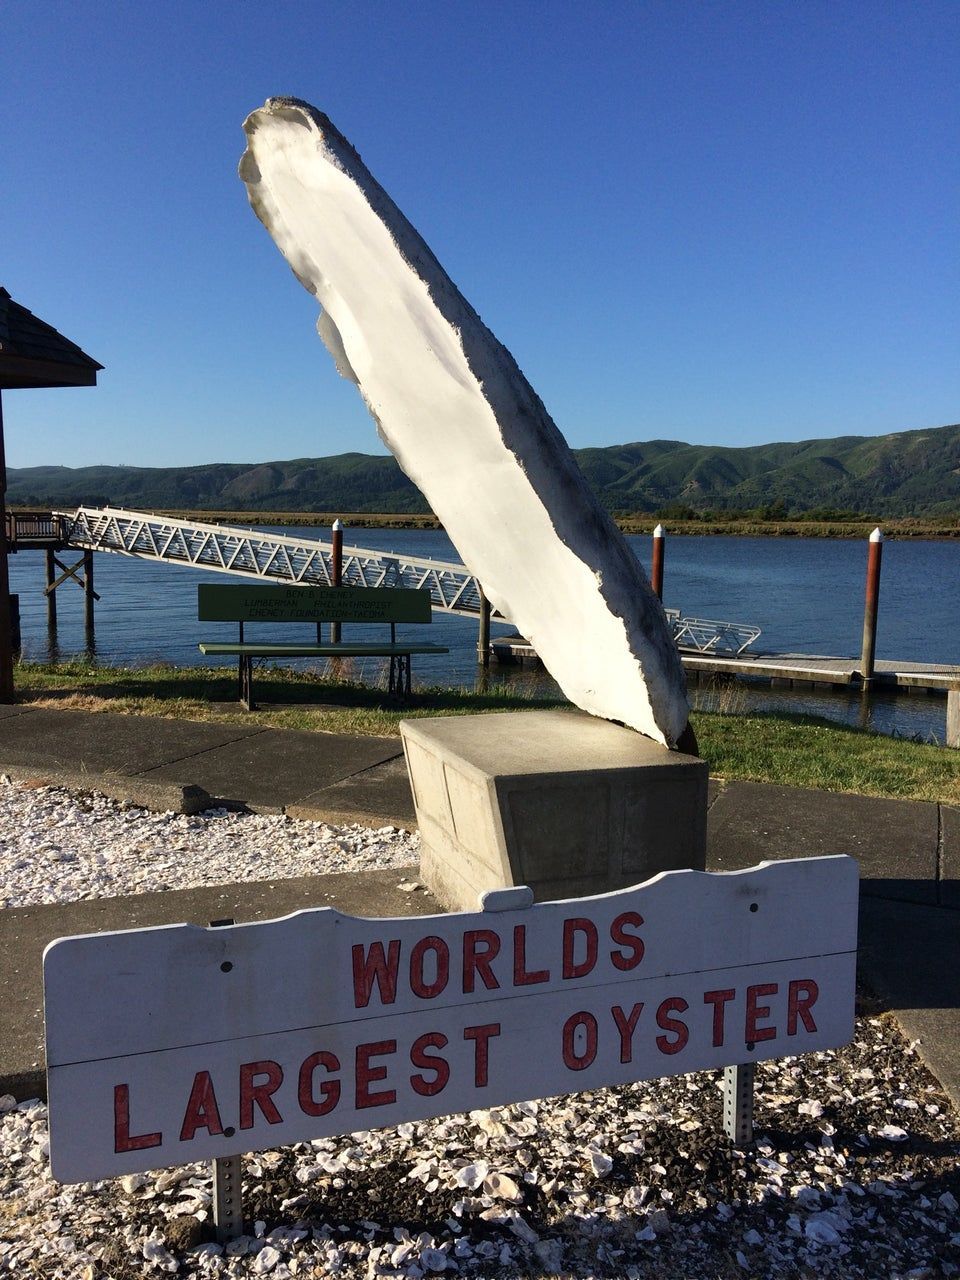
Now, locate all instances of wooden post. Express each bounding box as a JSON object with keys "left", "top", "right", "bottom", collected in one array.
[
  {"left": 330, "top": 518, "right": 343, "bottom": 644},
  {"left": 947, "top": 689, "right": 960, "bottom": 750},
  {"left": 45, "top": 549, "right": 57, "bottom": 628},
  {"left": 0, "top": 390, "right": 14, "bottom": 702},
  {"left": 477, "top": 588, "right": 491, "bottom": 667},
  {"left": 83, "top": 549, "right": 95, "bottom": 633},
  {"left": 860, "top": 527, "right": 883, "bottom": 689},
  {"left": 8, "top": 594, "right": 20, "bottom": 653},
  {"left": 651, "top": 523, "right": 665, "bottom": 601}
]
